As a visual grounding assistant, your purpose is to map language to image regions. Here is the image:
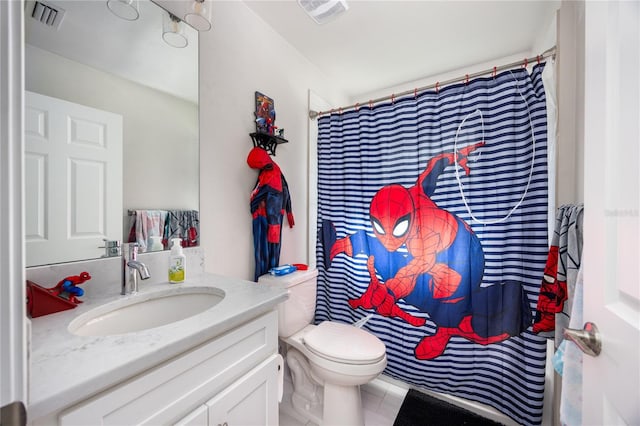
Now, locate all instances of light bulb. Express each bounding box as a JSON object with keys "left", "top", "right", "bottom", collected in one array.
[
  {"left": 162, "top": 12, "right": 188, "bottom": 48},
  {"left": 106, "top": 0, "right": 139, "bottom": 21},
  {"left": 184, "top": 0, "right": 212, "bottom": 32}
]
